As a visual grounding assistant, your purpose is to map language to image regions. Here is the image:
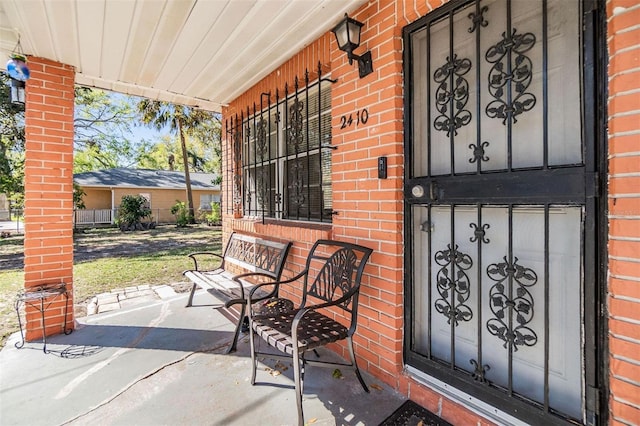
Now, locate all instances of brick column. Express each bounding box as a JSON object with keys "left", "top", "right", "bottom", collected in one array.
[
  {"left": 23, "top": 57, "right": 75, "bottom": 341},
  {"left": 607, "top": 0, "right": 640, "bottom": 423}
]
